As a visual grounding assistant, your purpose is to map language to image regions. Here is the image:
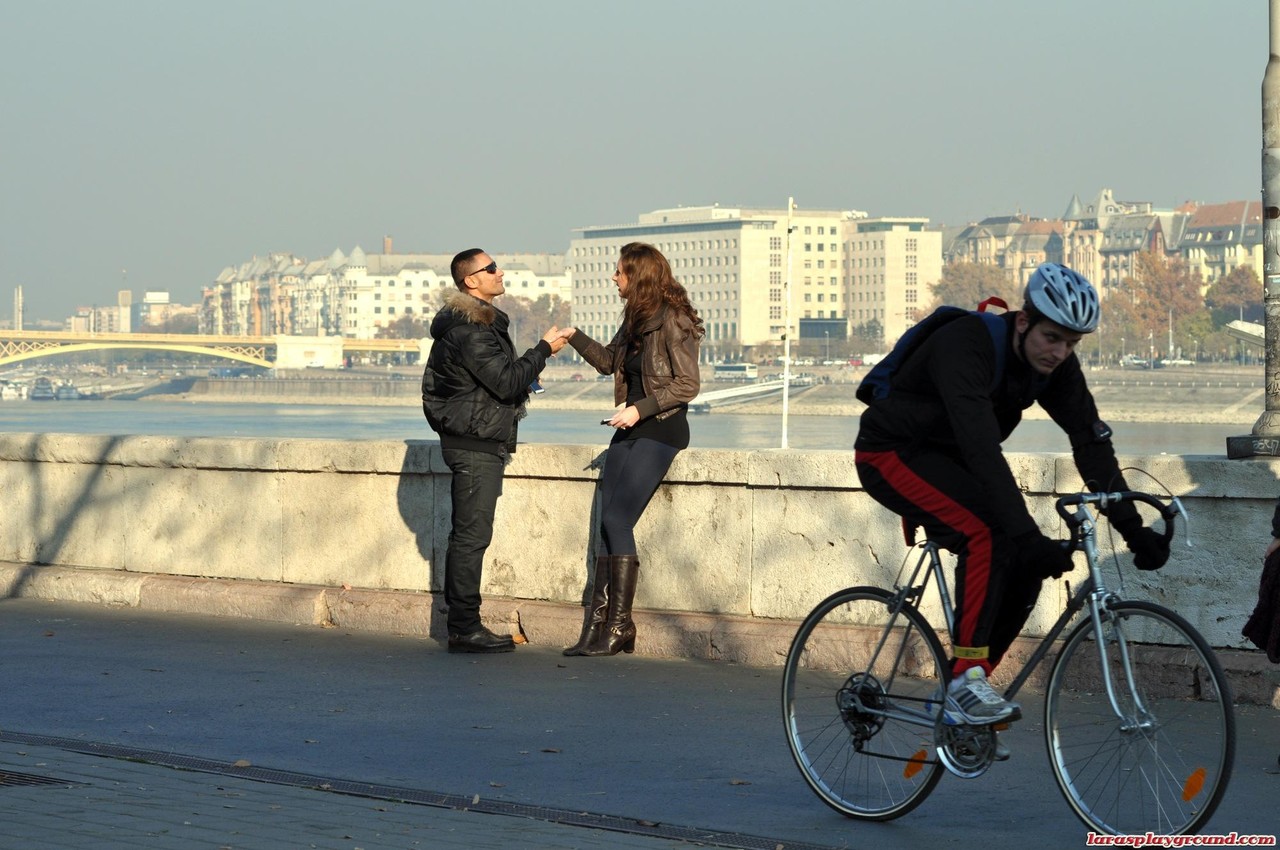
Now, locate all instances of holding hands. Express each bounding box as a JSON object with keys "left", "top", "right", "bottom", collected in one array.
[{"left": 542, "top": 326, "right": 577, "bottom": 355}]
